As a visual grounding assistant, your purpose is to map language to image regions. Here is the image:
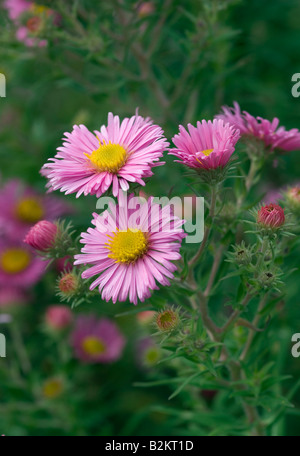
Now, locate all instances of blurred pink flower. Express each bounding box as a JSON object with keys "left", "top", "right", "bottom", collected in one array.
[
  {"left": 286, "top": 185, "right": 300, "bottom": 207},
  {"left": 4, "top": 0, "right": 30, "bottom": 20},
  {"left": 45, "top": 305, "right": 73, "bottom": 330},
  {"left": 0, "top": 240, "right": 46, "bottom": 288},
  {"left": 3, "top": 0, "right": 59, "bottom": 47},
  {"left": 136, "top": 310, "right": 156, "bottom": 324},
  {"left": 71, "top": 315, "right": 125, "bottom": 364},
  {"left": 24, "top": 220, "right": 57, "bottom": 251},
  {"left": 74, "top": 193, "right": 186, "bottom": 305},
  {"left": 41, "top": 112, "right": 168, "bottom": 198},
  {"left": 137, "top": 337, "right": 161, "bottom": 368},
  {"left": 170, "top": 119, "right": 240, "bottom": 170},
  {"left": 0, "top": 179, "right": 71, "bottom": 241},
  {"left": 263, "top": 188, "right": 282, "bottom": 205},
  {"left": 137, "top": 2, "right": 155, "bottom": 17},
  {"left": 217, "top": 102, "right": 300, "bottom": 153},
  {"left": 0, "top": 286, "right": 29, "bottom": 308}
]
